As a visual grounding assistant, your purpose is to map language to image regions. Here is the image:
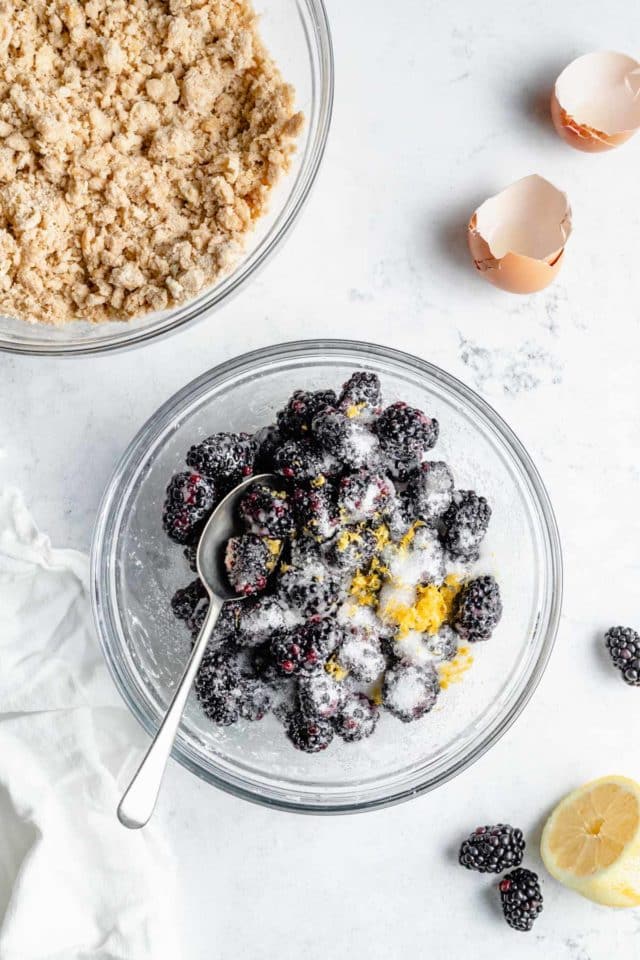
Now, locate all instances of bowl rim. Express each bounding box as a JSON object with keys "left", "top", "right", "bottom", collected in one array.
[
  {"left": 91, "top": 338, "right": 563, "bottom": 814},
  {"left": 0, "top": 0, "right": 334, "bottom": 358}
]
